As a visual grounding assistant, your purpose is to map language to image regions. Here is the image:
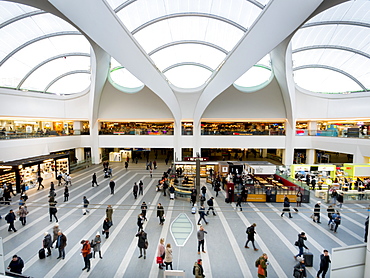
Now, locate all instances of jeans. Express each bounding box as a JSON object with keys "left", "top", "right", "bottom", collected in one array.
[
  {"left": 58, "top": 248, "right": 65, "bottom": 259},
  {"left": 296, "top": 247, "right": 304, "bottom": 257},
  {"left": 198, "top": 240, "right": 205, "bottom": 252}
]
